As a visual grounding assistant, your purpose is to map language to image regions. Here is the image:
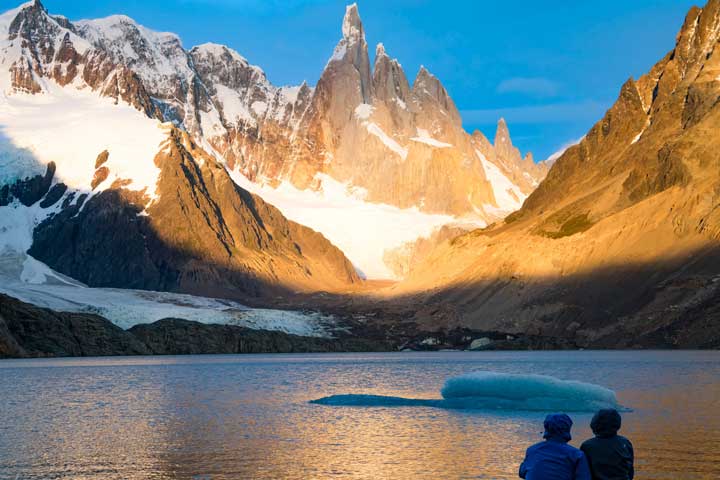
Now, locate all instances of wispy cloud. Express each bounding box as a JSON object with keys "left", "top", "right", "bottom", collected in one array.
[
  {"left": 461, "top": 100, "right": 609, "bottom": 125},
  {"left": 496, "top": 77, "right": 560, "bottom": 98}
]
